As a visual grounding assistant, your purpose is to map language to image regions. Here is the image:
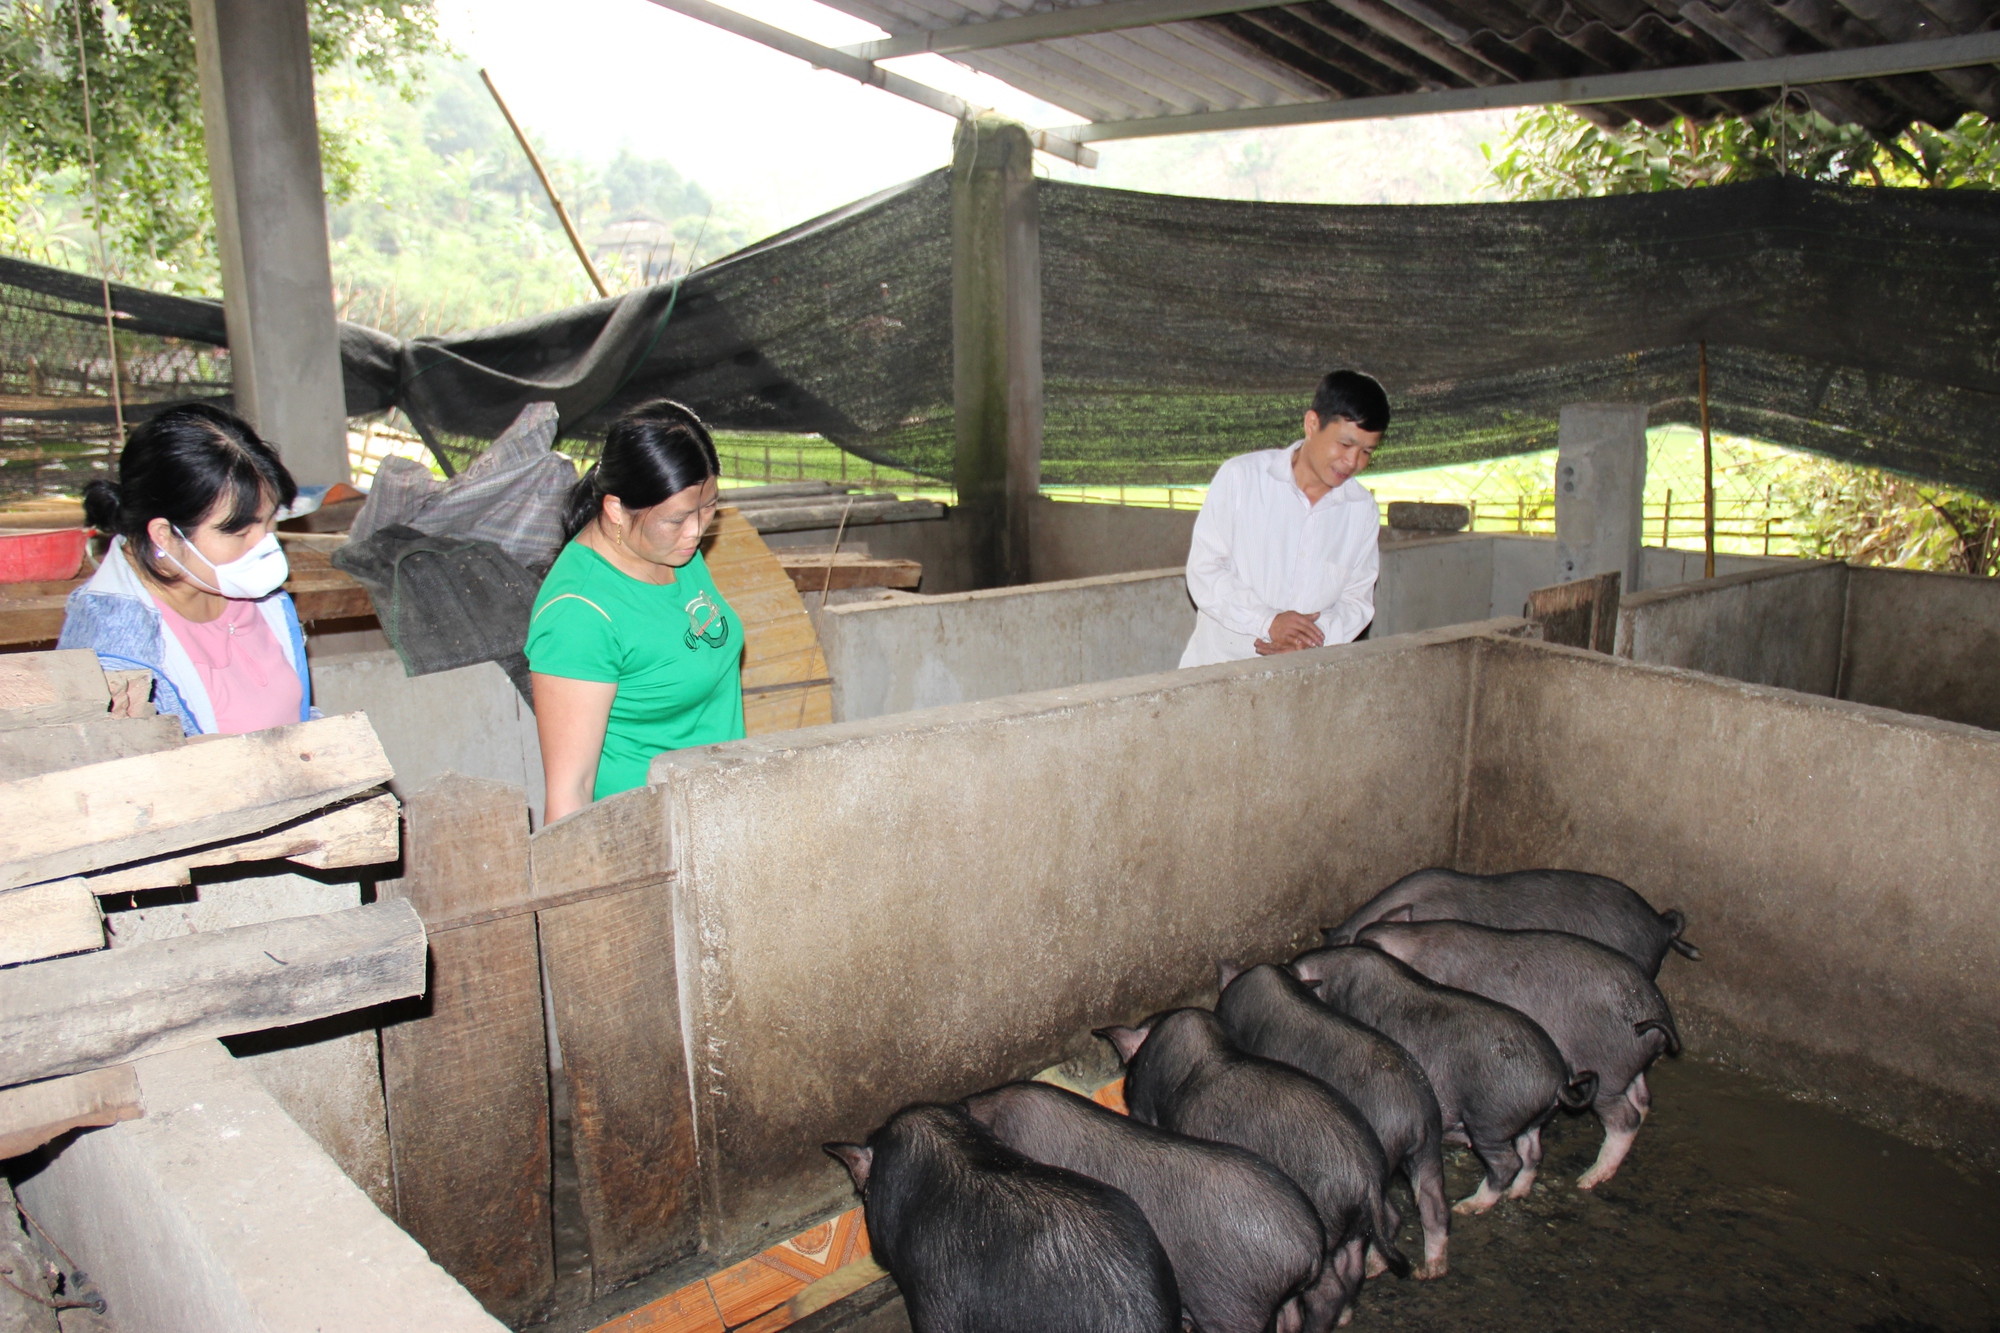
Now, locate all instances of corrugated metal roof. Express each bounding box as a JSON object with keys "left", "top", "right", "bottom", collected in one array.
[{"left": 814, "top": 0, "right": 2000, "bottom": 132}]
